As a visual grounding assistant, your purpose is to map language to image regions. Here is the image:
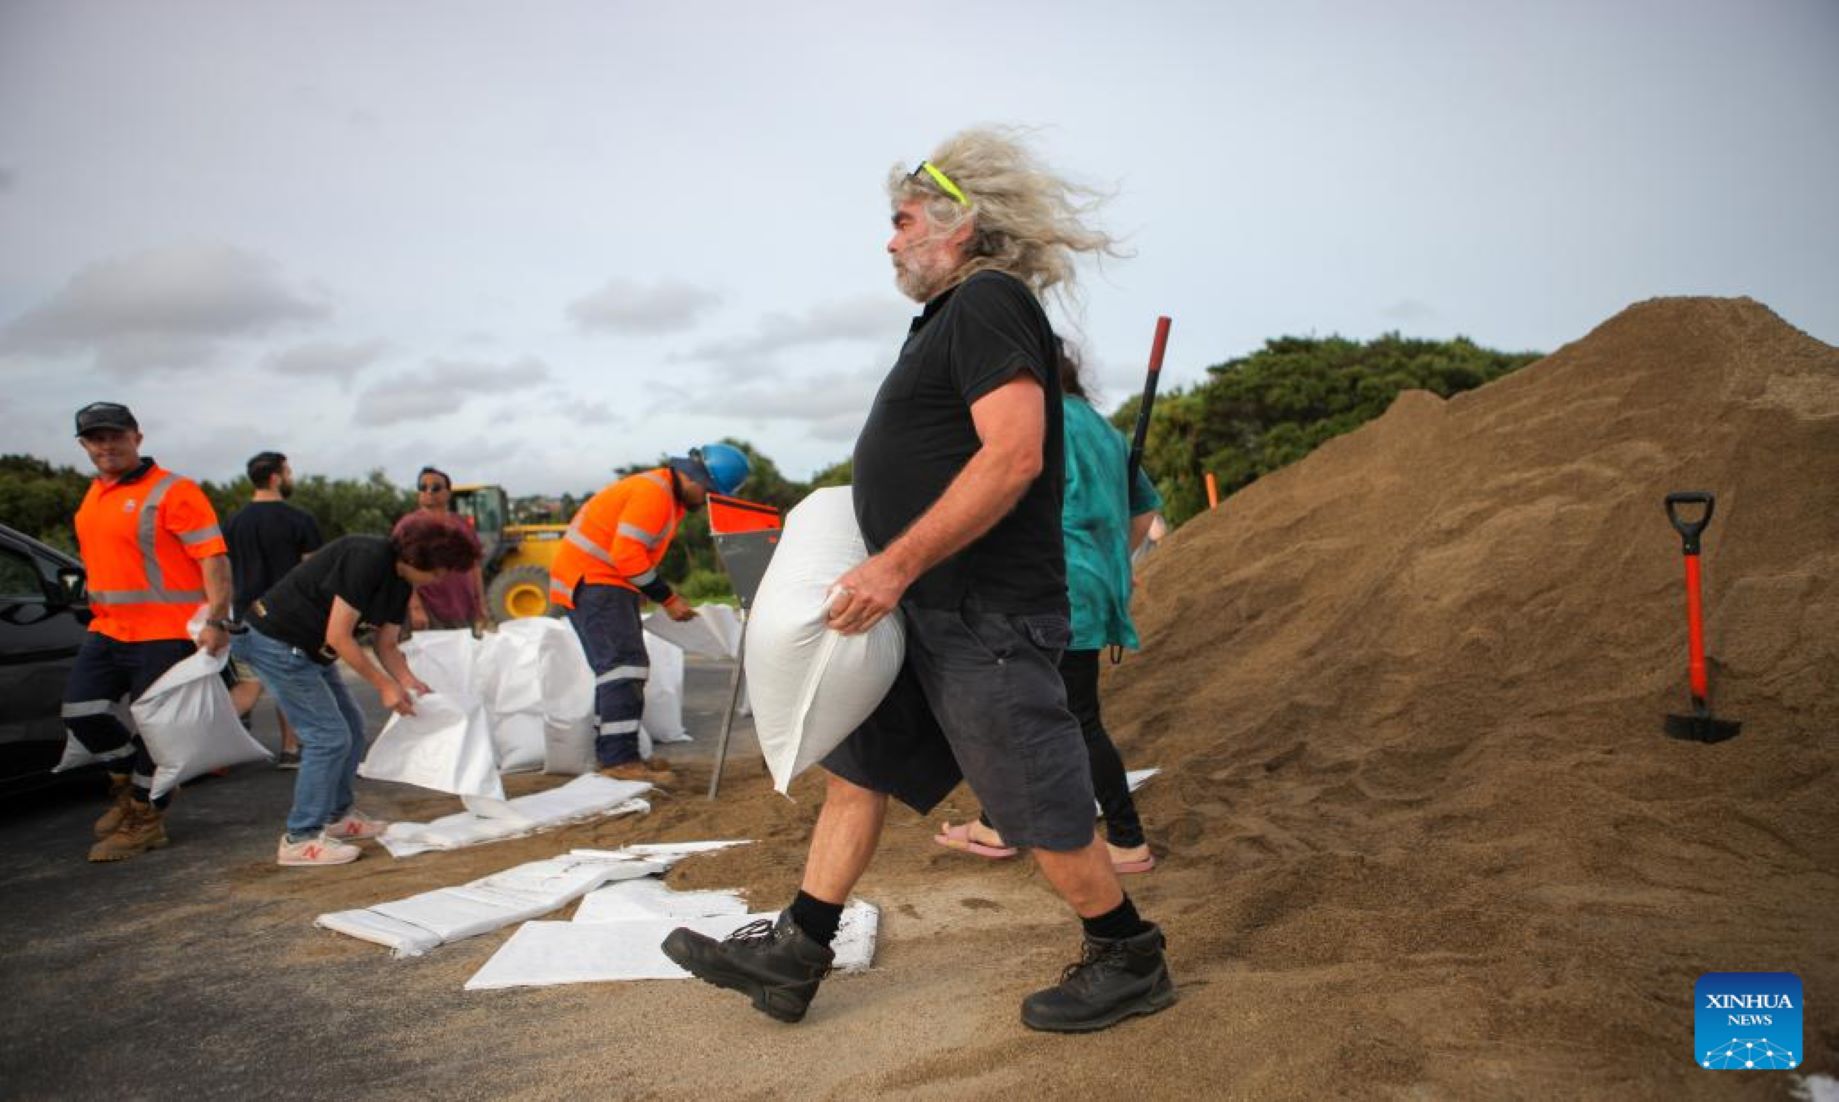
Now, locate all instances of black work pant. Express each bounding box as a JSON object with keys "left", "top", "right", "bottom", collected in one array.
[
  {"left": 61, "top": 633, "right": 195, "bottom": 808},
  {"left": 978, "top": 647, "right": 1146, "bottom": 848}
]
